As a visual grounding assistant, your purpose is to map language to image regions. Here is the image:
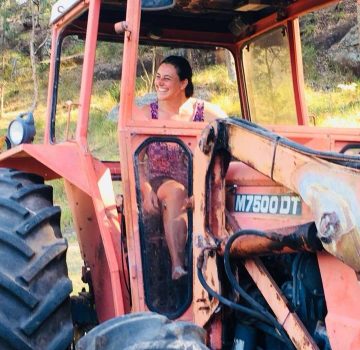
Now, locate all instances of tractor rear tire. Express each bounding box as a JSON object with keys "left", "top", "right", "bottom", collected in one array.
[
  {"left": 0, "top": 168, "right": 73, "bottom": 350},
  {"left": 77, "top": 312, "right": 209, "bottom": 350}
]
